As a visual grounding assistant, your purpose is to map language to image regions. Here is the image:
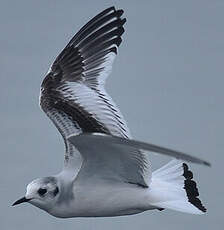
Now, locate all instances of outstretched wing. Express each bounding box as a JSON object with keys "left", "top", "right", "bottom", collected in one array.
[
  {"left": 68, "top": 133, "right": 210, "bottom": 167},
  {"left": 40, "top": 7, "right": 130, "bottom": 163},
  {"left": 67, "top": 133, "right": 210, "bottom": 189}
]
